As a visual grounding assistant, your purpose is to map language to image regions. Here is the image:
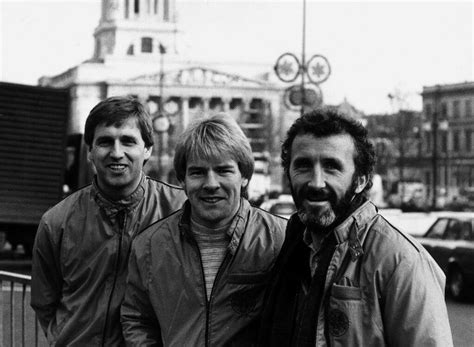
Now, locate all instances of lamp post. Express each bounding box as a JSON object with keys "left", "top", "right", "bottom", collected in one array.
[{"left": 153, "top": 43, "right": 170, "bottom": 181}]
